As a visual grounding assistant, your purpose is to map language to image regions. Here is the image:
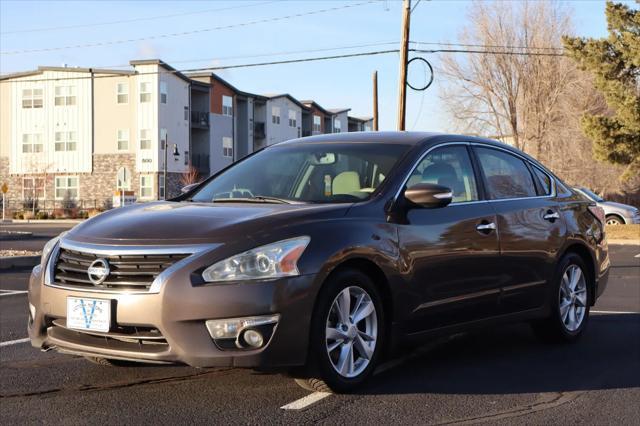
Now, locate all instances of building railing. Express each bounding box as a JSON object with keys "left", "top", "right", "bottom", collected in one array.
[
  {"left": 254, "top": 122, "right": 266, "bottom": 139},
  {"left": 191, "top": 111, "right": 209, "bottom": 128}
]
